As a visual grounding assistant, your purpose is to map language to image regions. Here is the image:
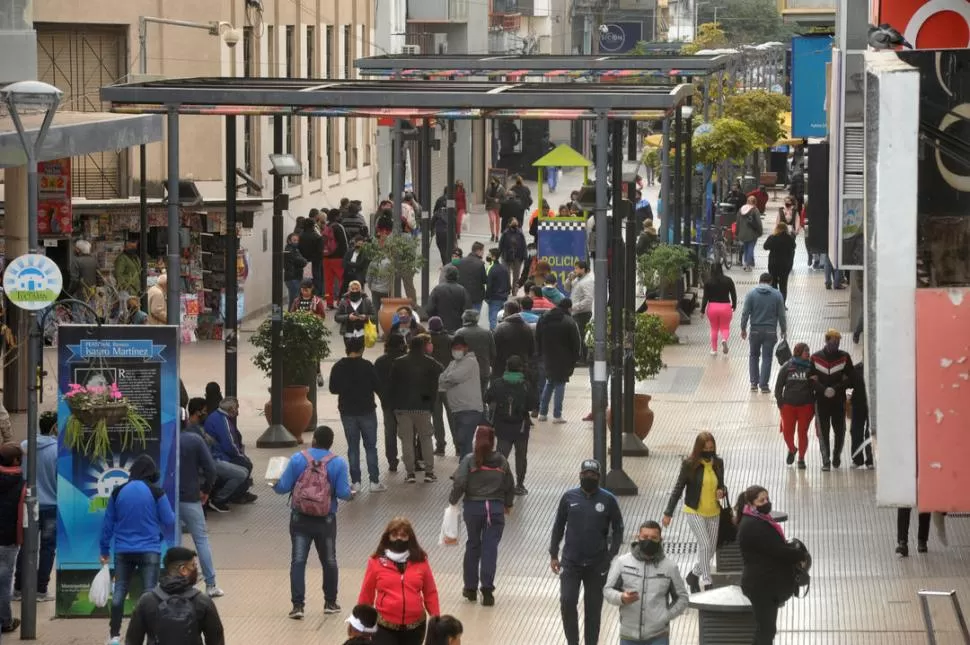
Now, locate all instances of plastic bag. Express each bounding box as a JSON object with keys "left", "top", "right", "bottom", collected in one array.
[
  {"left": 439, "top": 504, "right": 461, "bottom": 546},
  {"left": 363, "top": 320, "right": 378, "bottom": 348},
  {"left": 89, "top": 564, "right": 112, "bottom": 608}
]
